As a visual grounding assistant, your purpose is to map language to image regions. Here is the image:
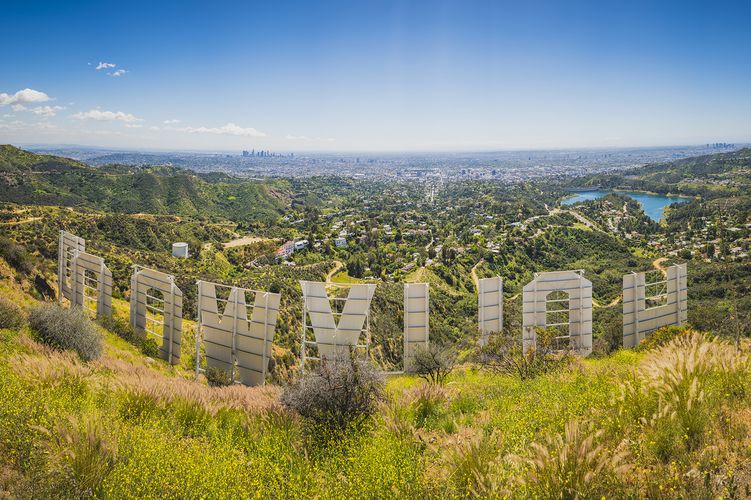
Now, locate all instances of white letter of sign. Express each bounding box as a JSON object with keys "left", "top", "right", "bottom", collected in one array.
[
  {"left": 197, "top": 281, "right": 281, "bottom": 386},
  {"left": 522, "top": 270, "right": 592, "bottom": 356},
  {"left": 478, "top": 276, "right": 503, "bottom": 347},
  {"left": 58, "top": 230, "right": 85, "bottom": 303},
  {"left": 130, "top": 267, "right": 183, "bottom": 365},
  {"left": 70, "top": 251, "right": 113, "bottom": 318},
  {"left": 300, "top": 281, "right": 376, "bottom": 361},
  {"left": 404, "top": 282, "right": 430, "bottom": 372},
  {"left": 623, "top": 263, "right": 687, "bottom": 348}
]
